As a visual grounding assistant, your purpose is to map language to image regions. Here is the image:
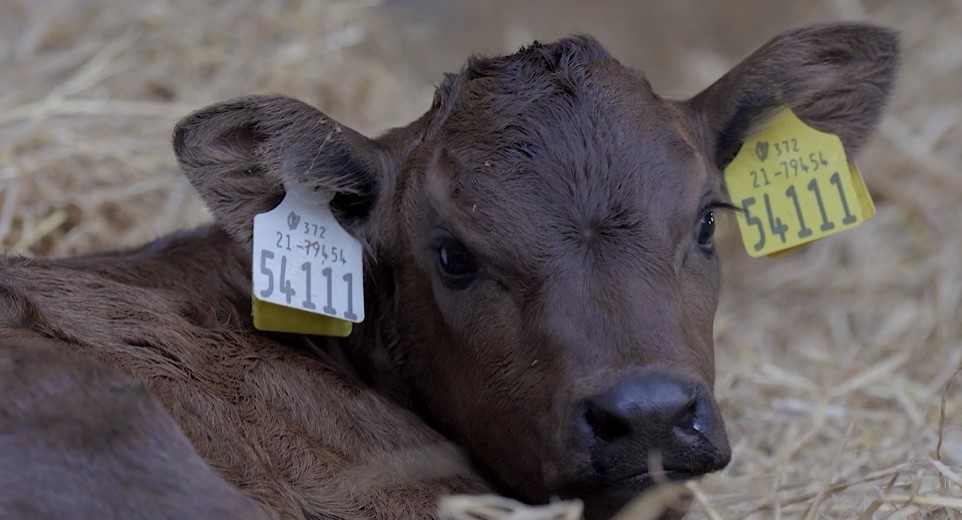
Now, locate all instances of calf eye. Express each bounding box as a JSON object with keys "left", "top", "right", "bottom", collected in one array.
[
  {"left": 697, "top": 211, "right": 715, "bottom": 250},
  {"left": 438, "top": 239, "right": 480, "bottom": 289}
]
